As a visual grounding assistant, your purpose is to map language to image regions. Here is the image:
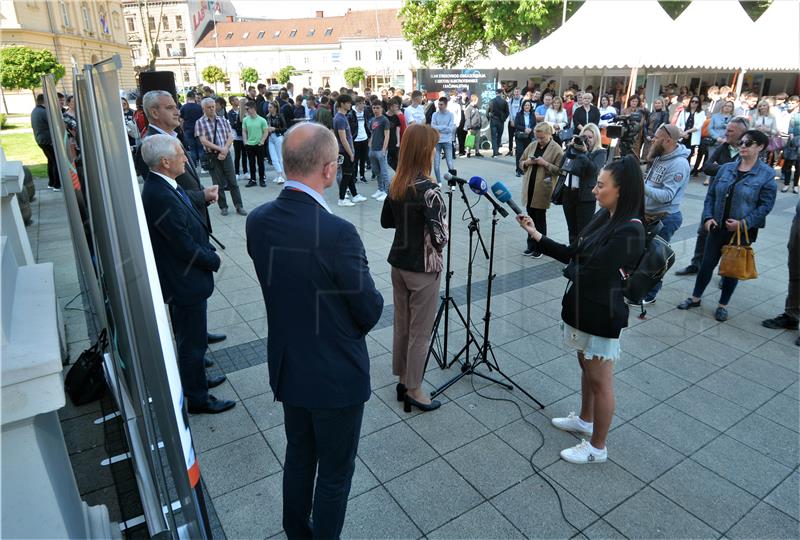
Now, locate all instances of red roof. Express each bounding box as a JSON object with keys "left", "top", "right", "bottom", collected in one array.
[{"left": 195, "top": 9, "right": 402, "bottom": 49}]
